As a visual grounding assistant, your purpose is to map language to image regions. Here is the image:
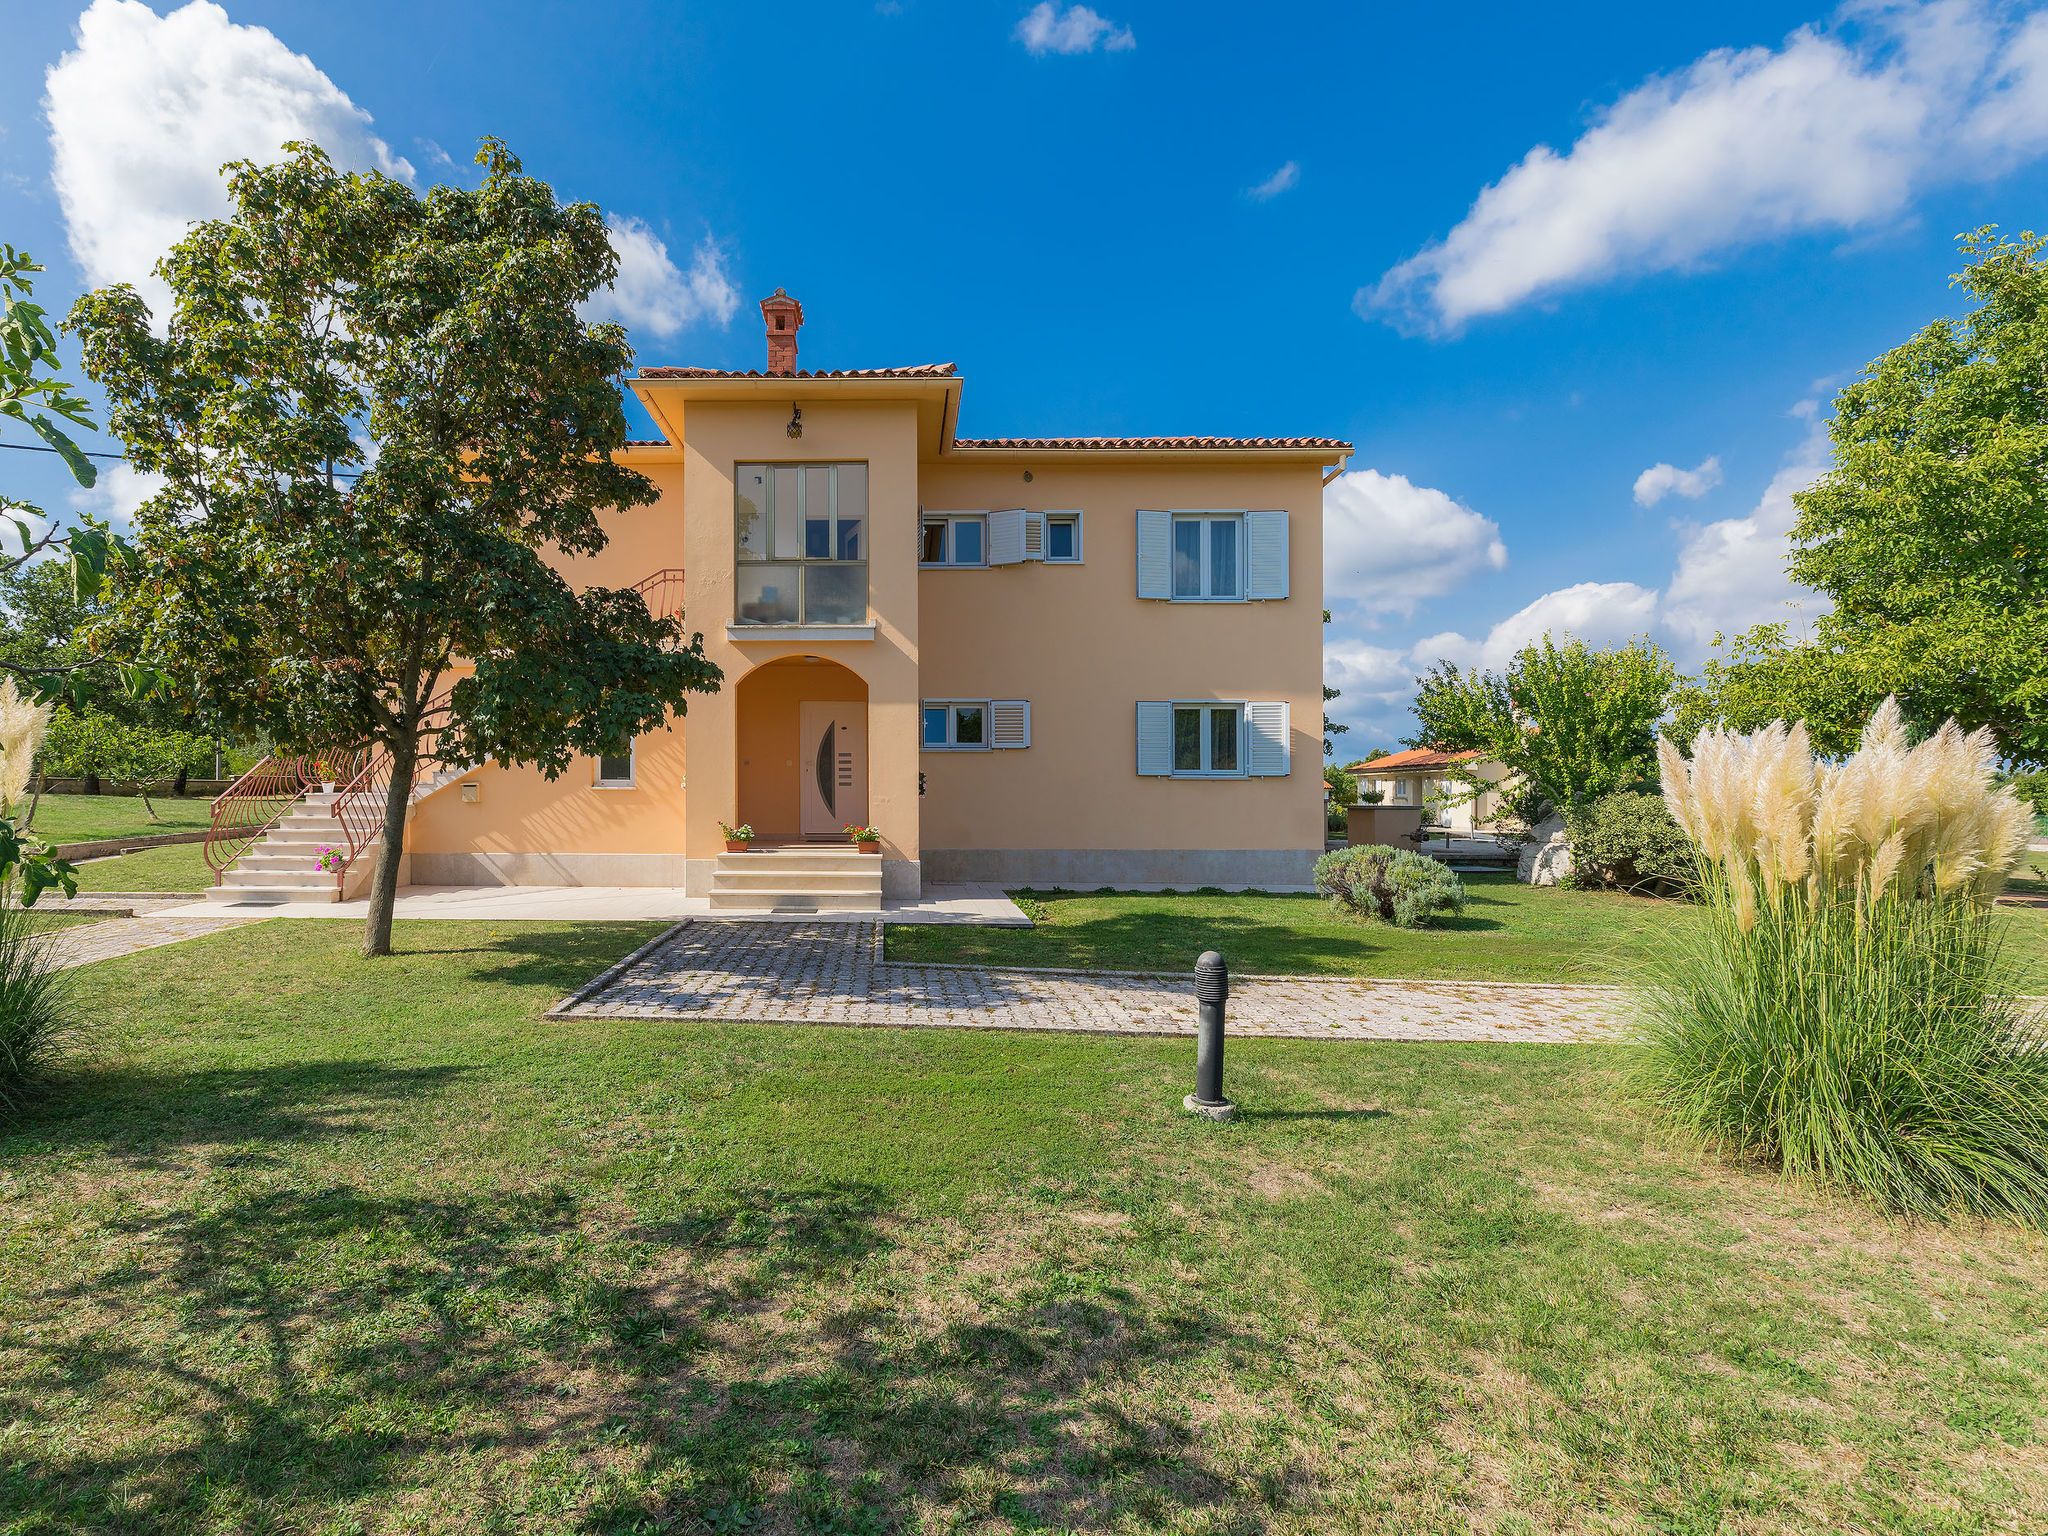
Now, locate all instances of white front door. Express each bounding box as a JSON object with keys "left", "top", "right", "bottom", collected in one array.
[{"left": 799, "top": 701, "right": 867, "bottom": 837}]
